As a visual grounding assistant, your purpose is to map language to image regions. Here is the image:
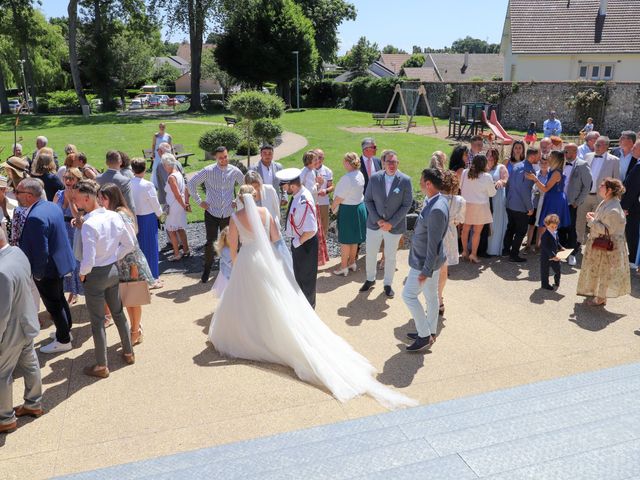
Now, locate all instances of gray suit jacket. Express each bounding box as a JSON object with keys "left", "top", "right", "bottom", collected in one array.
[
  {"left": 0, "top": 246, "right": 39, "bottom": 346},
  {"left": 566, "top": 159, "right": 592, "bottom": 206},
  {"left": 408, "top": 193, "right": 449, "bottom": 277},
  {"left": 584, "top": 152, "right": 621, "bottom": 195},
  {"left": 97, "top": 168, "right": 136, "bottom": 213},
  {"left": 364, "top": 170, "right": 413, "bottom": 234},
  {"left": 250, "top": 161, "right": 284, "bottom": 200}
]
